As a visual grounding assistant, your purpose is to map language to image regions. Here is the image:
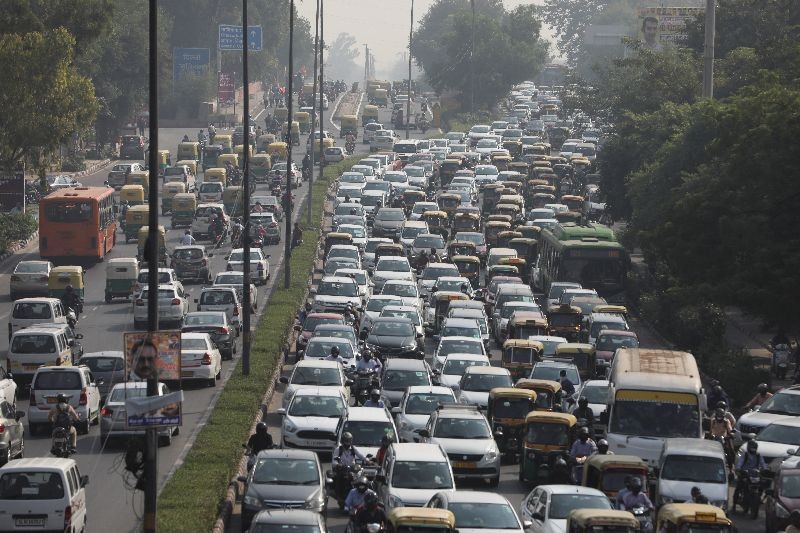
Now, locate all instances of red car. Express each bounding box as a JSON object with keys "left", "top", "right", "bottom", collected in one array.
[
  {"left": 593, "top": 329, "right": 639, "bottom": 371},
  {"left": 765, "top": 467, "right": 800, "bottom": 532},
  {"left": 295, "top": 312, "right": 345, "bottom": 358}
]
